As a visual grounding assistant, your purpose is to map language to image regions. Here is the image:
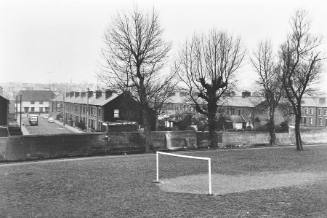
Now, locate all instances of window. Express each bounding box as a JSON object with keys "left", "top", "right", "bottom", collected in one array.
[
  {"left": 39, "top": 107, "right": 43, "bottom": 112},
  {"left": 31, "top": 101, "right": 35, "bottom": 104},
  {"left": 309, "top": 108, "right": 313, "bottom": 115},
  {"left": 302, "top": 117, "right": 306, "bottom": 124},
  {"left": 325, "top": 109, "right": 327, "bottom": 116},
  {"left": 39, "top": 101, "right": 43, "bottom": 104},
  {"left": 24, "top": 107, "right": 29, "bottom": 113},
  {"left": 319, "top": 118, "right": 323, "bottom": 126},
  {"left": 304, "top": 108, "right": 308, "bottom": 115},
  {"left": 318, "top": 109, "right": 321, "bottom": 116},
  {"left": 231, "top": 108, "right": 235, "bottom": 115},
  {"left": 31, "top": 107, "right": 35, "bottom": 112},
  {"left": 45, "top": 107, "right": 49, "bottom": 113},
  {"left": 309, "top": 117, "right": 313, "bottom": 125},
  {"left": 238, "top": 109, "right": 241, "bottom": 115},
  {"left": 114, "top": 109, "right": 119, "bottom": 118}
]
